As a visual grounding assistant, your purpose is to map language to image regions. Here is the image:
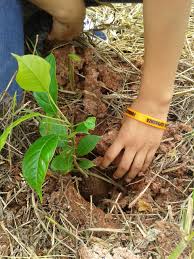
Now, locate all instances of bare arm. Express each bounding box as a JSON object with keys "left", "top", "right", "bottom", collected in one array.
[
  {"left": 102, "top": 0, "right": 192, "bottom": 182},
  {"left": 139, "top": 0, "right": 192, "bottom": 111}
]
